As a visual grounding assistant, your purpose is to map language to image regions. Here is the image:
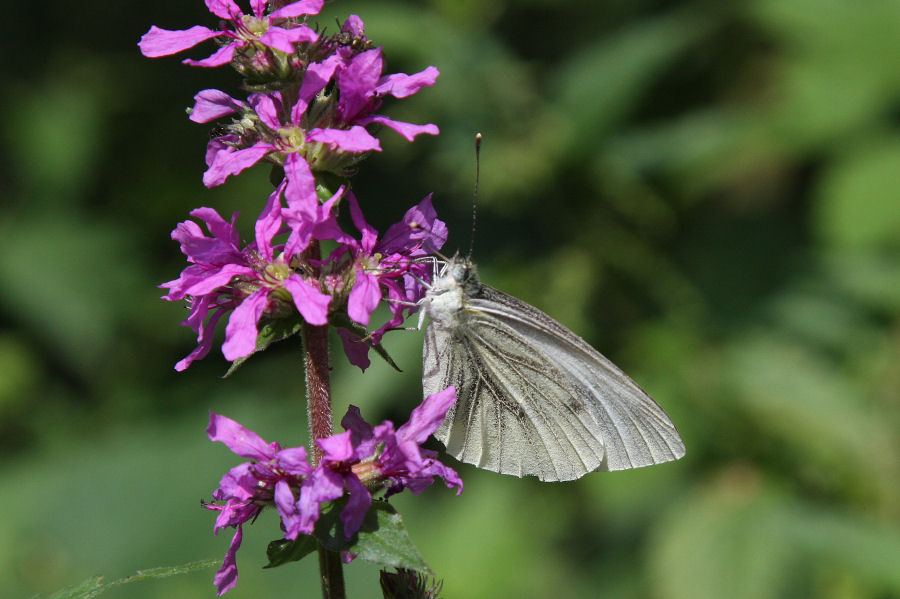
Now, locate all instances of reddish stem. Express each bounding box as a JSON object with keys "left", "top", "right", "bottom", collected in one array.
[{"left": 301, "top": 240, "right": 345, "bottom": 599}]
